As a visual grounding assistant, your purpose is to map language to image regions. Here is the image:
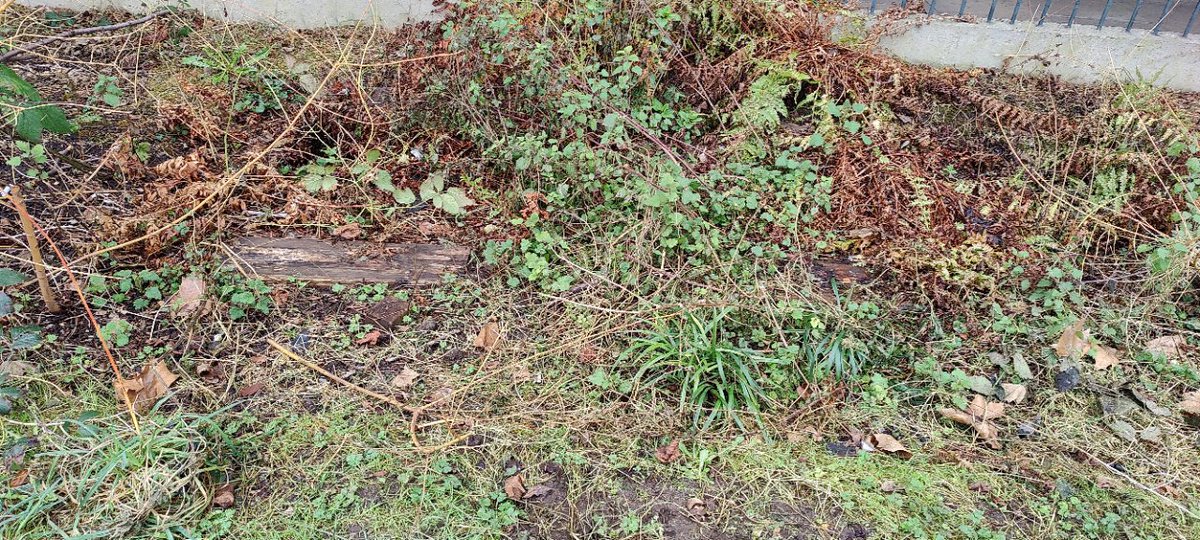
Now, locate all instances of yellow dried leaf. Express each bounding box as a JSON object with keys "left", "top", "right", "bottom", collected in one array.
[{"left": 938, "top": 408, "right": 975, "bottom": 426}]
